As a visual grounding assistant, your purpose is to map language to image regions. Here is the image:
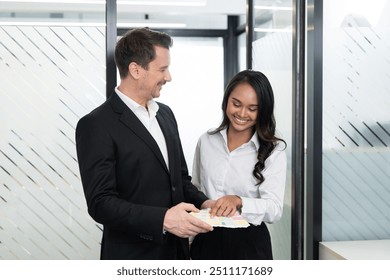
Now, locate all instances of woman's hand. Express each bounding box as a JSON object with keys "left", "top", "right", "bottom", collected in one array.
[
  {"left": 209, "top": 195, "right": 242, "bottom": 218},
  {"left": 201, "top": 199, "right": 216, "bottom": 209}
]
